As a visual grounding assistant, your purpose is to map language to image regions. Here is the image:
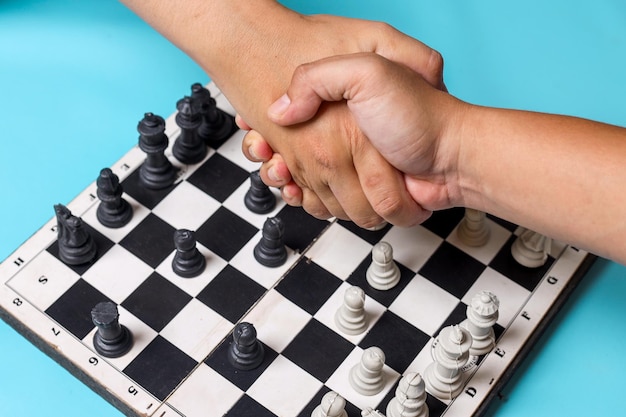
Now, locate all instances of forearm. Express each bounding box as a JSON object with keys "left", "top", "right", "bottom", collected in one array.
[
  {"left": 120, "top": 0, "right": 298, "bottom": 125},
  {"left": 456, "top": 104, "right": 626, "bottom": 262}
]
